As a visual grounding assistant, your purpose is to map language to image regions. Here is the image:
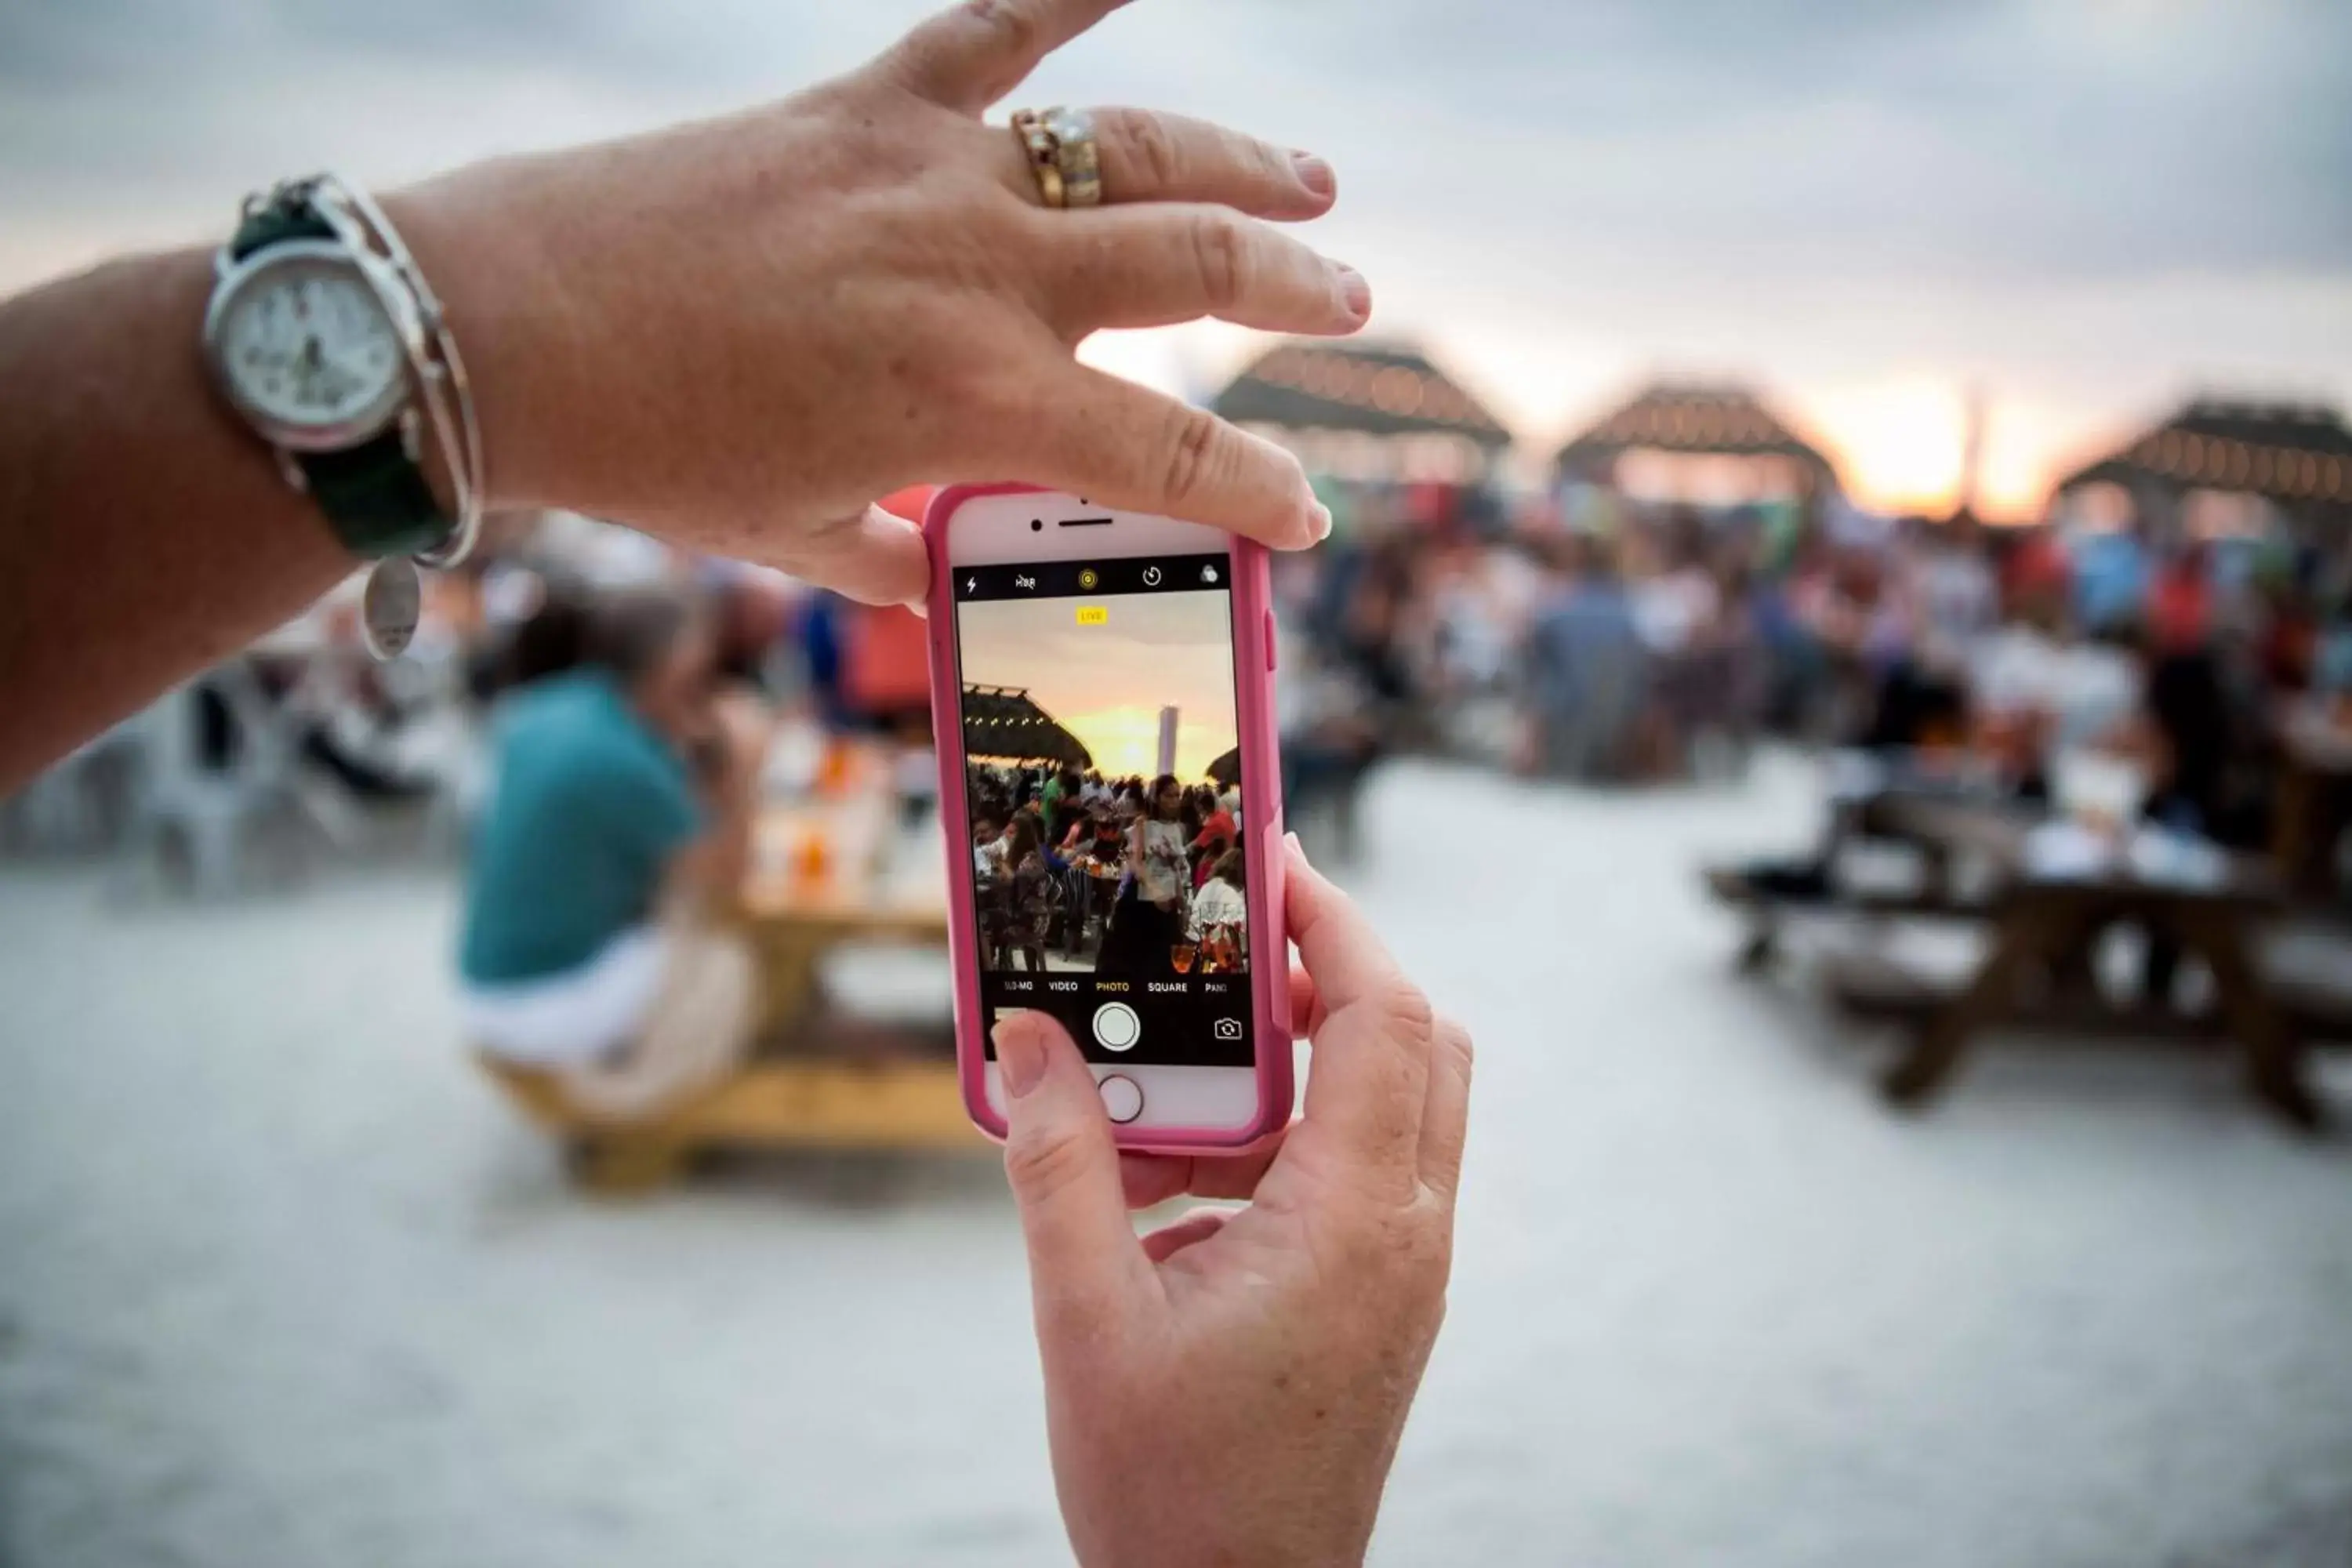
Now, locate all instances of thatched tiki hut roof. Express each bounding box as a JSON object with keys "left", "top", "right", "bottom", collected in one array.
[
  {"left": 1212, "top": 341, "right": 1512, "bottom": 482},
  {"left": 2053, "top": 400, "right": 2352, "bottom": 539},
  {"left": 1553, "top": 383, "right": 1839, "bottom": 498},
  {"left": 961, "top": 685, "right": 1091, "bottom": 768}
]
